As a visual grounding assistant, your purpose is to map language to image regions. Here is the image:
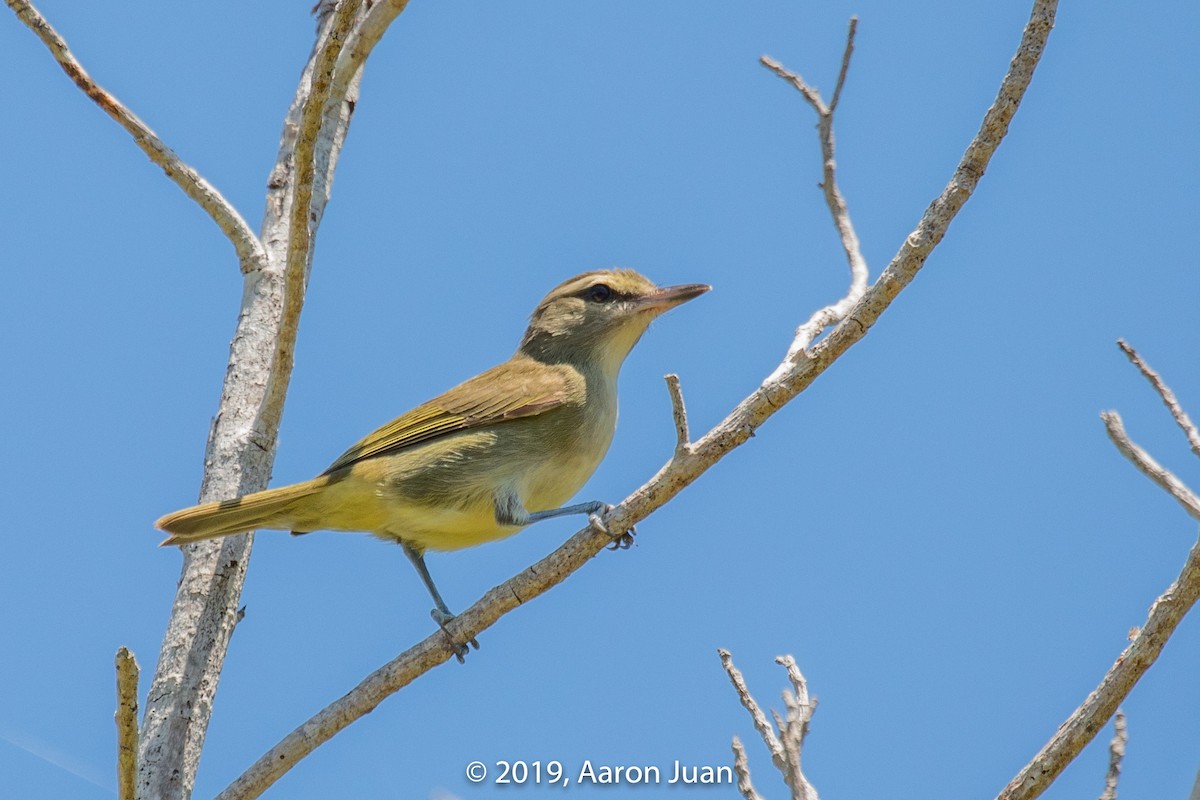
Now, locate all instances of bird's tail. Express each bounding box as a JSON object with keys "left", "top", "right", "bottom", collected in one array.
[{"left": 156, "top": 479, "right": 328, "bottom": 546}]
